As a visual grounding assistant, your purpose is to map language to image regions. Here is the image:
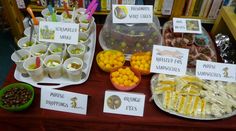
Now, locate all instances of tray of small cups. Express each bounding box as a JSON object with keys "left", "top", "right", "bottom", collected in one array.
[{"left": 14, "top": 9, "right": 96, "bottom": 88}]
